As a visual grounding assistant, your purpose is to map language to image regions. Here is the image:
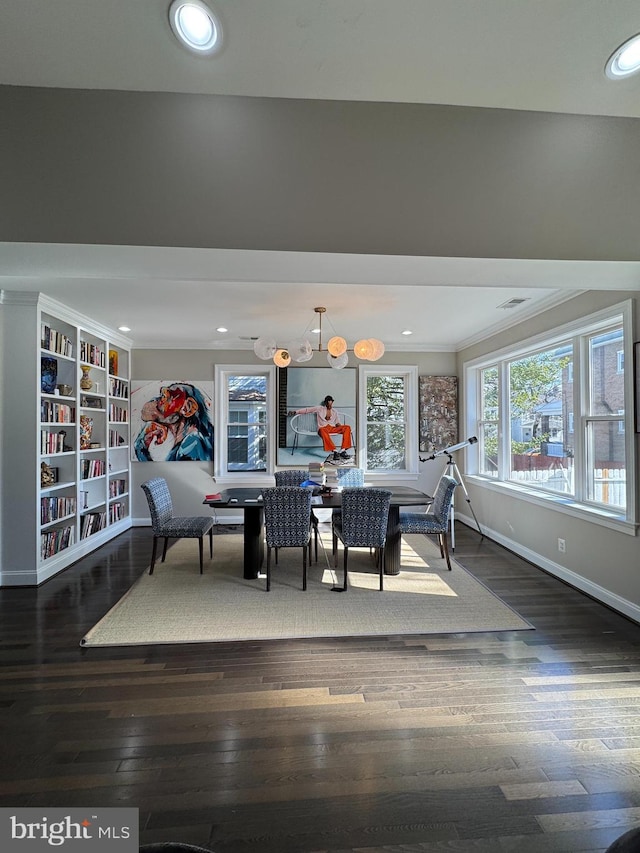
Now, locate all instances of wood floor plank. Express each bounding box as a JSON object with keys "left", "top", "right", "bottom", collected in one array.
[{"left": 0, "top": 523, "right": 638, "bottom": 852}]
